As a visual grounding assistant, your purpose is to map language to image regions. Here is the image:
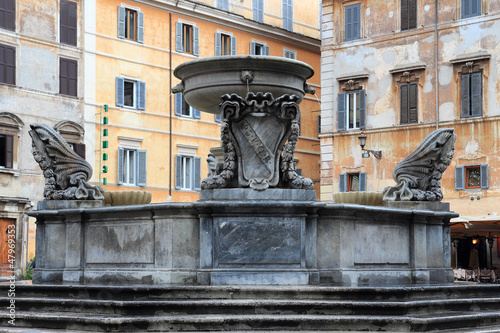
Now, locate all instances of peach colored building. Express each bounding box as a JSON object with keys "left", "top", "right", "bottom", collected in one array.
[
  {"left": 320, "top": 0, "right": 500, "bottom": 268},
  {"left": 84, "top": 0, "right": 322, "bottom": 203}
]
